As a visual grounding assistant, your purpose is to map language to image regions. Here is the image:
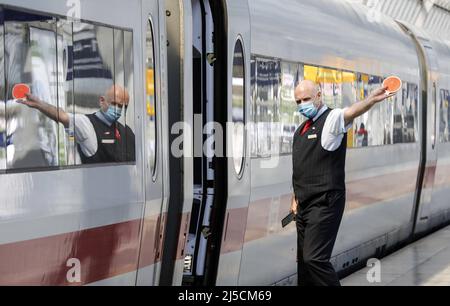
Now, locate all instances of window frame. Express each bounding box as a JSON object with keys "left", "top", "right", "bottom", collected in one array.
[
  {"left": 146, "top": 16, "right": 158, "bottom": 182},
  {"left": 231, "top": 37, "right": 246, "bottom": 179}
]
